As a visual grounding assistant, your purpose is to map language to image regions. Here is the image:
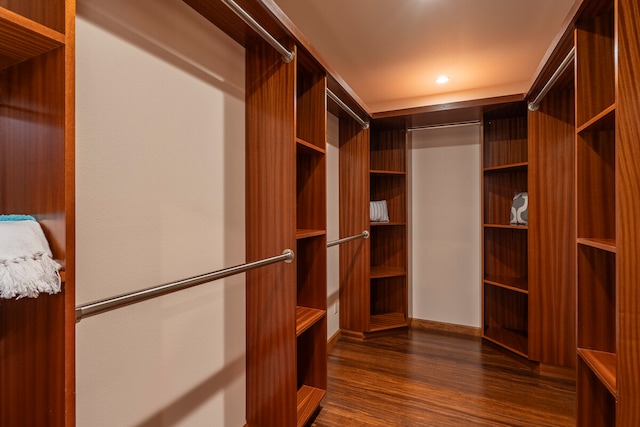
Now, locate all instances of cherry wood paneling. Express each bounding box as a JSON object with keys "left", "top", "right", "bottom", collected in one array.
[
  {"left": 484, "top": 283, "right": 529, "bottom": 357},
  {"left": 370, "top": 226, "right": 407, "bottom": 271},
  {"left": 370, "top": 276, "right": 406, "bottom": 318},
  {"left": 296, "top": 57, "right": 325, "bottom": 149},
  {"left": 483, "top": 113, "right": 528, "bottom": 168},
  {"left": 576, "top": 125, "right": 615, "bottom": 241},
  {"left": 483, "top": 168, "right": 528, "bottom": 226},
  {"left": 1, "top": 48, "right": 66, "bottom": 261},
  {"left": 615, "top": 0, "right": 640, "bottom": 421},
  {"left": 296, "top": 149, "right": 326, "bottom": 232},
  {"left": 528, "top": 88, "right": 576, "bottom": 367},
  {"left": 370, "top": 129, "right": 406, "bottom": 172},
  {"left": 575, "top": 8, "right": 615, "bottom": 127},
  {"left": 0, "top": 0, "right": 65, "bottom": 33},
  {"left": 576, "top": 244, "right": 616, "bottom": 353},
  {"left": 577, "top": 357, "right": 616, "bottom": 426},
  {"left": 481, "top": 102, "right": 529, "bottom": 358},
  {"left": 245, "top": 40, "right": 297, "bottom": 427},
  {"left": 0, "top": 1, "right": 74, "bottom": 424},
  {"left": 483, "top": 228, "right": 528, "bottom": 286},
  {"left": 338, "top": 118, "right": 370, "bottom": 333},
  {"left": 369, "top": 174, "right": 406, "bottom": 224},
  {"left": 296, "top": 235, "right": 326, "bottom": 310}
]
